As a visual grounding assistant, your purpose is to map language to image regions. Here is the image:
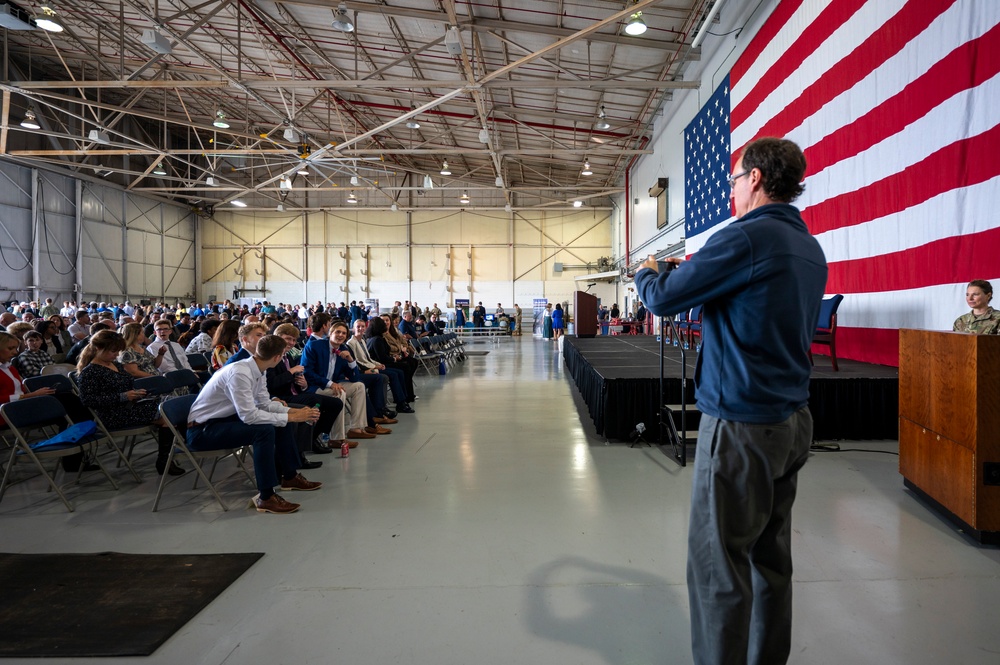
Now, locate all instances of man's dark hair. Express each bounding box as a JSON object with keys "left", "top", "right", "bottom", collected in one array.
[
  {"left": 309, "top": 312, "right": 332, "bottom": 332},
  {"left": 254, "top": 334, "right": 287, "bottom": 361},
  {"left": 740, "top": 137, "right": 806, "bottom": 203},
  {"left": 365, "top": 316, "right": 388, "bottom": 339}
]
